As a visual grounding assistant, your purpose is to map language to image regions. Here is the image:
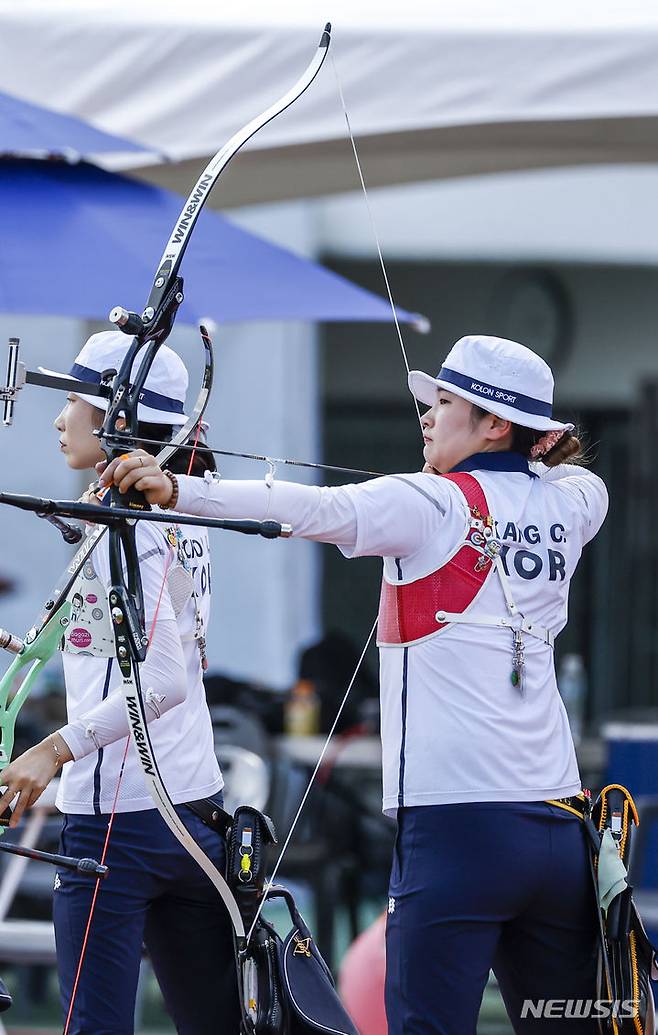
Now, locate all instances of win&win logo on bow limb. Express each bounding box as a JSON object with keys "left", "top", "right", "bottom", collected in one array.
[
  {"left": 125, "top": 695, "right": 156, "bottom": 776},
  {"left": 171, "top": 174, "right": 213, "bottom": 245}
]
